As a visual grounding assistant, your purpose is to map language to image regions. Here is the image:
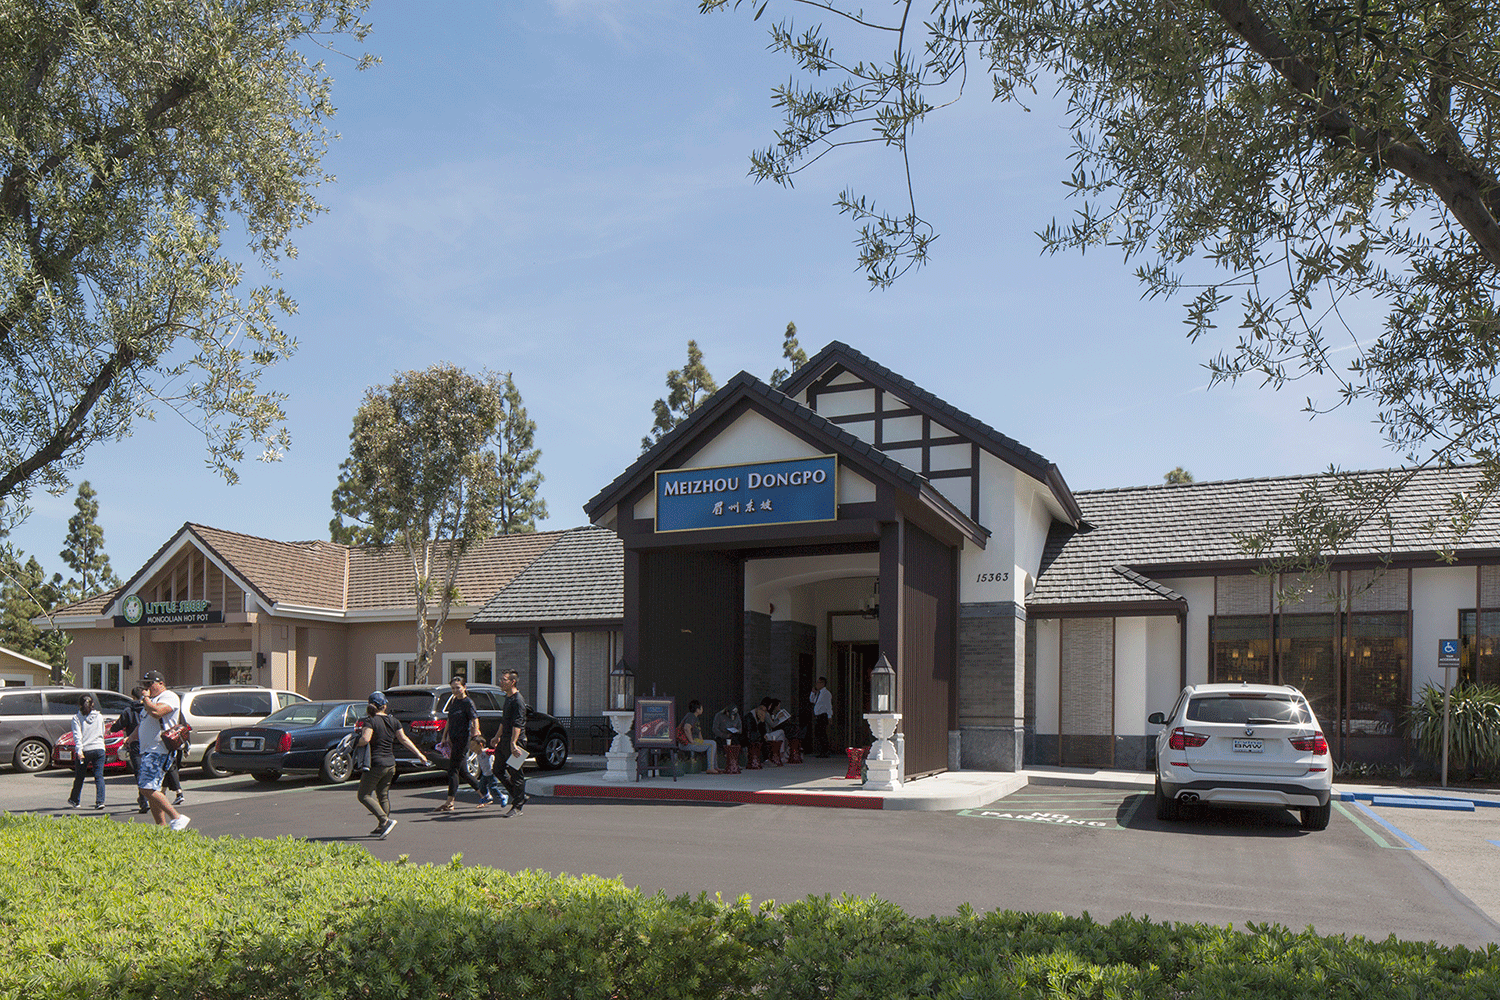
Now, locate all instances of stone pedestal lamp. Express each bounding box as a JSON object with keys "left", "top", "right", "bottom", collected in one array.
[
  {"left": 862, "top": 653, "right": 902, "bottom": 791},
  {"left": 603, "top": 660, "right": 637, "bottom": 783}
]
